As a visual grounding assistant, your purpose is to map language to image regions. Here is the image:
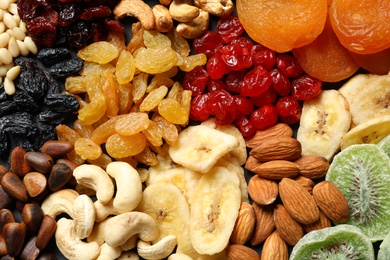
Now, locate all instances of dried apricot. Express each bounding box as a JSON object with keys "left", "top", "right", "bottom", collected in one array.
[
  {"left": 292, "top": 14, "right": 359, "bottom": 82},
  {"left": 105, "top": 133, "right": 147, "bottom": 158},
  {"left": 236, "top": 0, "right": 327, "bottom": 53},
  {"left": 329, "top": 0, "right": 390, "bottom": 54},
  {"left": 349, "top": 48, "right": 390, "bottom": 75}
]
